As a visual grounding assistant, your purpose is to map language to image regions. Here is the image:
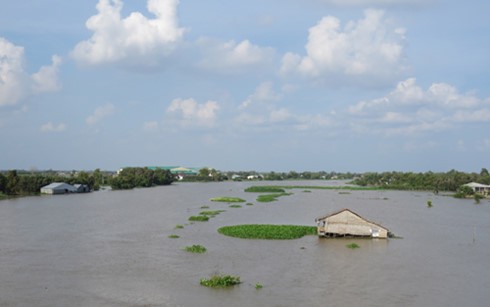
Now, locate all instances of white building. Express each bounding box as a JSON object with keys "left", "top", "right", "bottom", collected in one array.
[{"left": 40, "top": 182, "right": 78, "bottom": 194}]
